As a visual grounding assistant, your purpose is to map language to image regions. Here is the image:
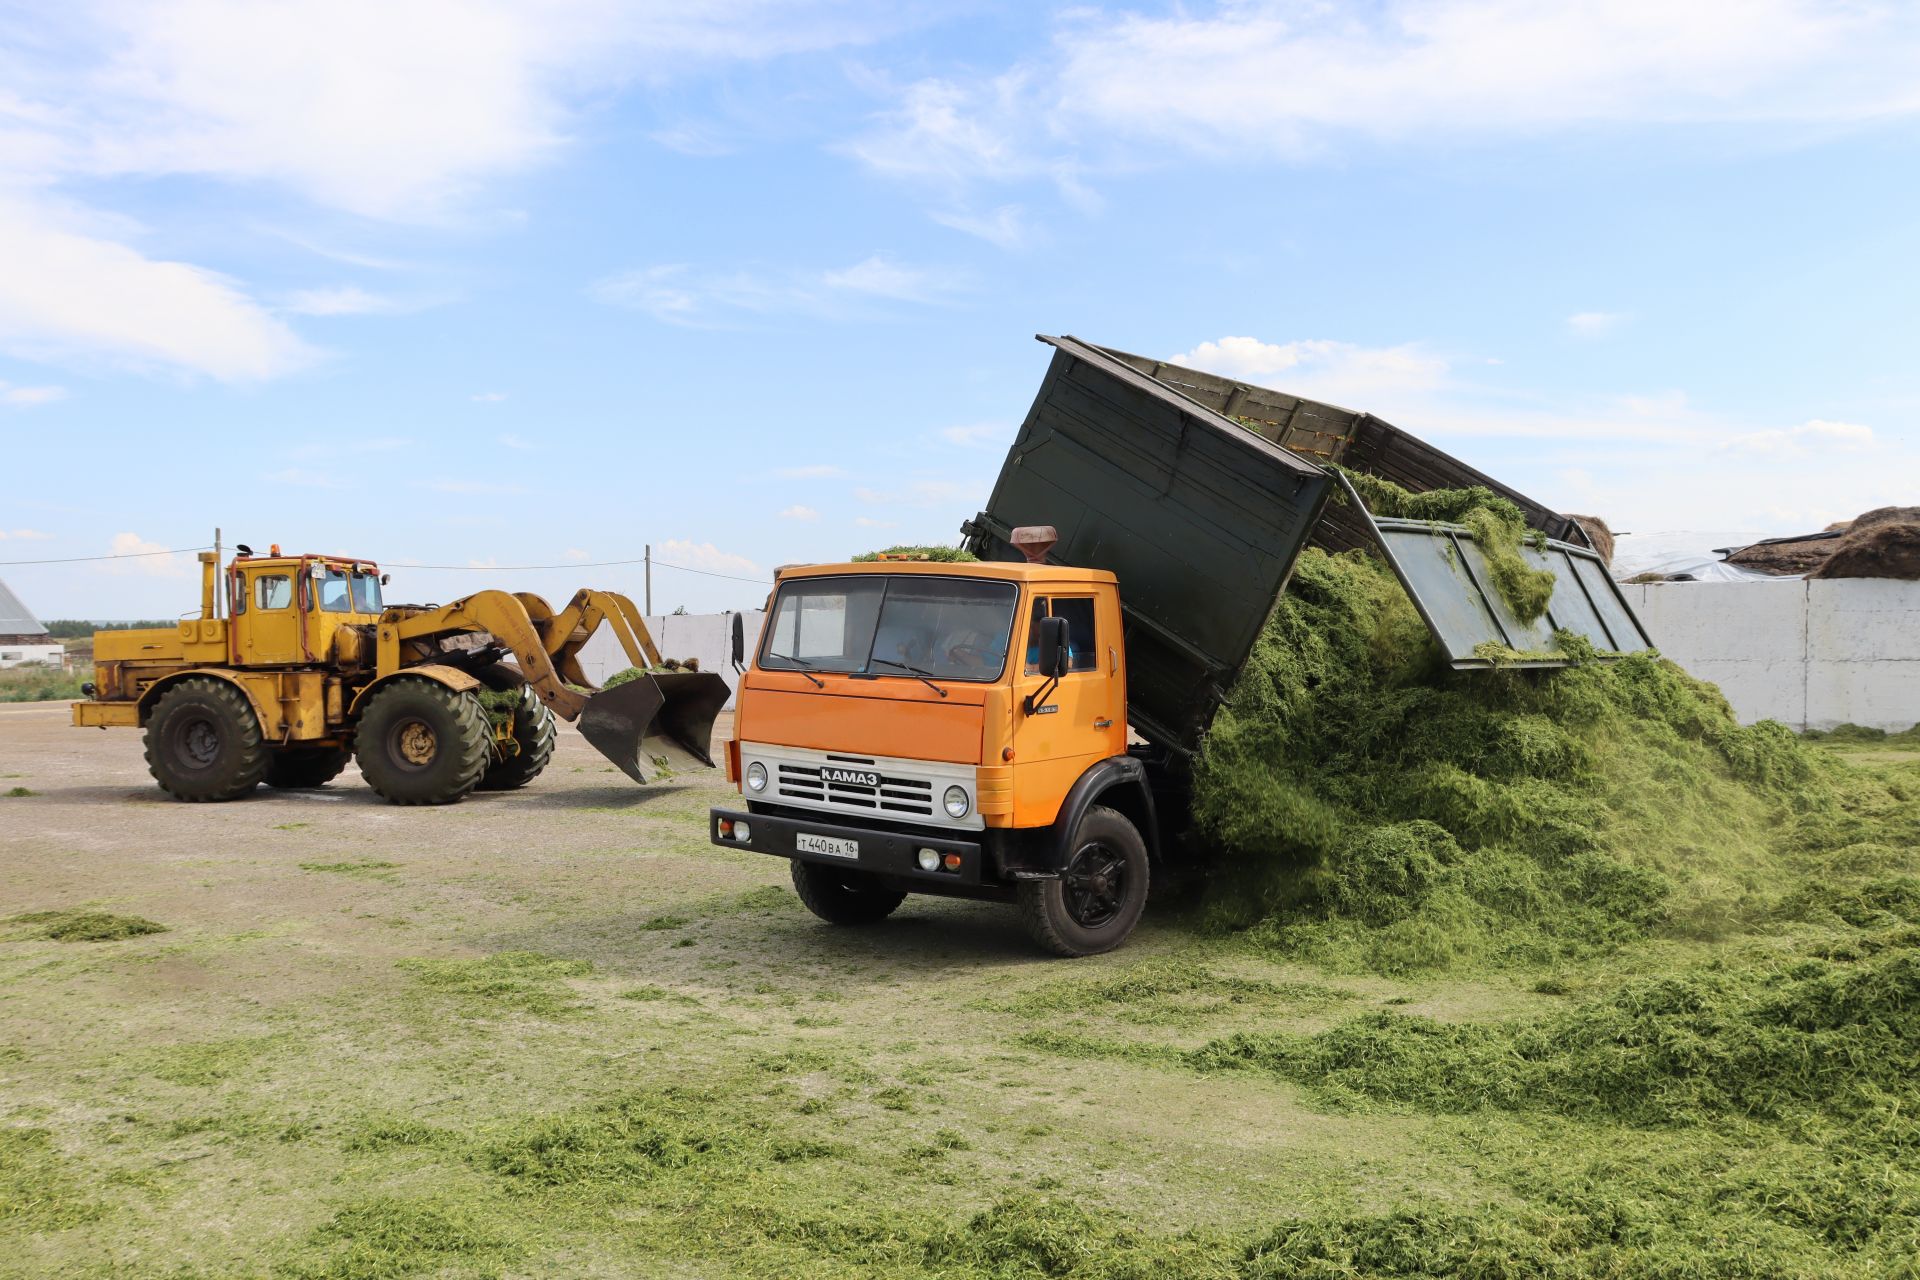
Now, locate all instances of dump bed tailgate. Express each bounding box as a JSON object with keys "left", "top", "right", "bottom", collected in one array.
[{"left": 962, "top": 335, "right": 1333, "bottom": 753}]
